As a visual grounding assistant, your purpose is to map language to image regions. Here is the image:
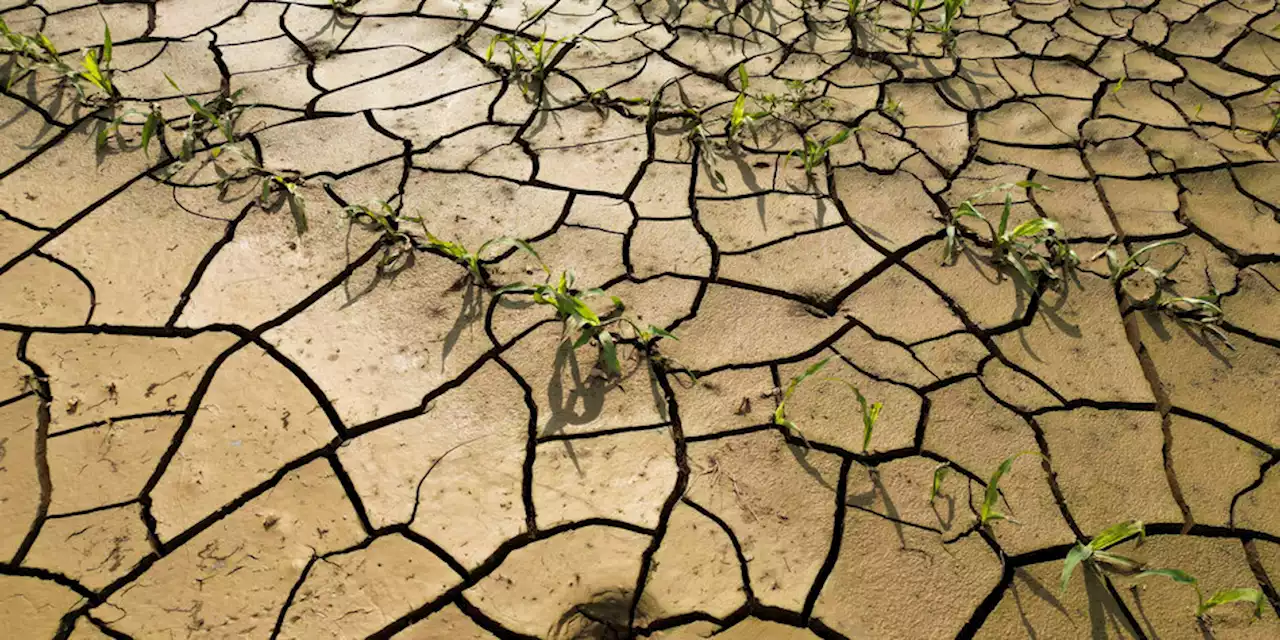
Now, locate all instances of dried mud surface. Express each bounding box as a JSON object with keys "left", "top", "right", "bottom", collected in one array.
[{"left": 1, "top": 0, "right": 1279, "bottom": 638}]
